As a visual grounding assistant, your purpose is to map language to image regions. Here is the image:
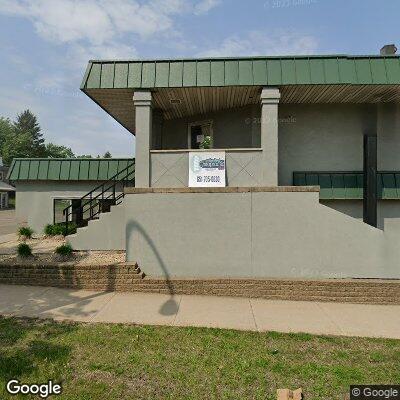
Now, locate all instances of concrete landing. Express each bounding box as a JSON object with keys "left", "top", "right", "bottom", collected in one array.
[{"left": 1, "top": 284, "right": 399, "bottom": 339}]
